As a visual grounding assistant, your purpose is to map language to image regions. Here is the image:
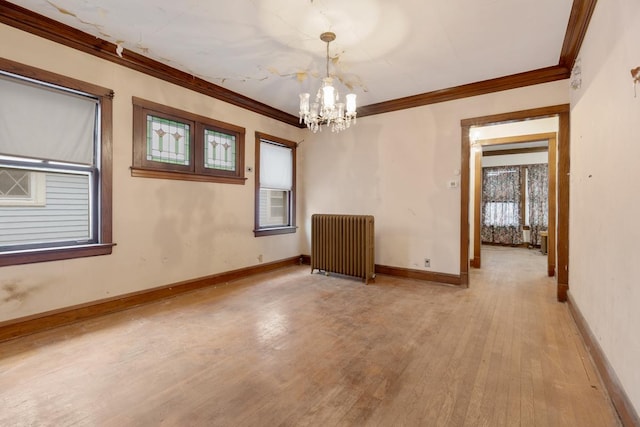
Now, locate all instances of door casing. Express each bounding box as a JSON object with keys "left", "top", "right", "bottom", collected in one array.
[
  {"left": 460, "top": 104, "right": 570, "bottom": 302},
  {"left": 471, "top": 133, "right": 556, "bottom": 277}
]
